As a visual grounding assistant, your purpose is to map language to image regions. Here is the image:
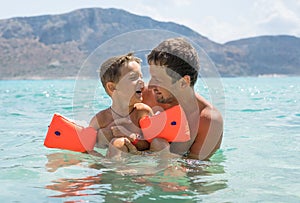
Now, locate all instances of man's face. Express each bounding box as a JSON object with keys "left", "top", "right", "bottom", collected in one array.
[{"left": 149, "top": 62, "right": 178, "bottom": 105}]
